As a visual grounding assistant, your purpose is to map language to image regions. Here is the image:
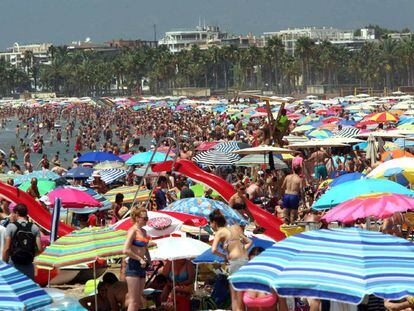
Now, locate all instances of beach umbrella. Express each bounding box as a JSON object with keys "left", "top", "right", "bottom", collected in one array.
[
  {"left": 229, "top": 228, "right": 414, "bottom": 304},
  {"left": 13, "top": 170, "right": 61, "bottom": 185},
  {"left": 150, "top": 237, "right": 210, "bottom": 310},
  {"left": 0, "top": 260, "right": 53, "bottom": 311},
  {"left": 306, "top": 129, "right": 333, "bottom": 139},
  {"left": 44, "top": 187, "right": 103, "bottom": 209},
  {"left": 34, "top": 227, "right": 126, "bottom": 269},
  {"left": 213, "top": 141, "right": 251, "bottom": 153},
  {"left": 193, "top": 237, "right": 274, "bottom": 264},
  {"left": 134, "top": 165, "right": 159, "bottom": 177},
  {"left": 333, "top": 127, "right": 360, "bottom": 138},
  {"left": 126, "top": 151, "right": 172, "bottom": 166},
  {"left": 367, "top": 157, "right": 414, "bottom": 185},
  {"left": 113, "top": 210, "right": 207, "bottom": 237},
  {"left": 398, "top": 123, "right": 414, "bottom": 131},
  {"left": 322, "top": 193, "right": 414, "bottom": 223},
  {"left": 93, "top": 160, "right": 126, "bottom": 170},
  {"left": 232, "top": 145, "right": 295, "bottom": 155},
  {"left": 64, "top": 167, "right": 94, "bottom": 179},
  {"left": 329, "top": 172, "right": 366, "bottom": 187},
  {"left": 312, "top": 179, "right": 414, "bottom": 210},
  {"left": 166, "top": 197, "right": 247, "bottom": 226},
  {"left": 236, "top": 154, "right": 288, "bottom": 169},
  {"left": 381, "top": 149, "right": 414, "bottom": 161},
  {"left": 86, "top": 169, "right": 126, "bottom": 185},
  {"left": 177, "top": 183, "right": 221, "bottom": 198},
  {"left": 105, "top": 185, "right": 151, "bottom": 204},
  {"left": 195, "top": 141, "right": 220, "bottom": 151},
  {"left": 76, "top": 152, "right": 124, "bottom": 163},
  {"left": 118, "top": 154, "right": 133, "bottom": 161},
  {"left": 0, "top": 173, "right": 20, "bottom": 183},
  {"left": 291, "top": 125, "right": 314, "bottom": 134},
  {"left": 193, "top": 150, "right": 240, "bottom": 166},
  {"left": 367, "top": 112, "right": 399, "bottom": 123},
  {"left": 18, "top": 180, "right": 56, "bottom": 196}
]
